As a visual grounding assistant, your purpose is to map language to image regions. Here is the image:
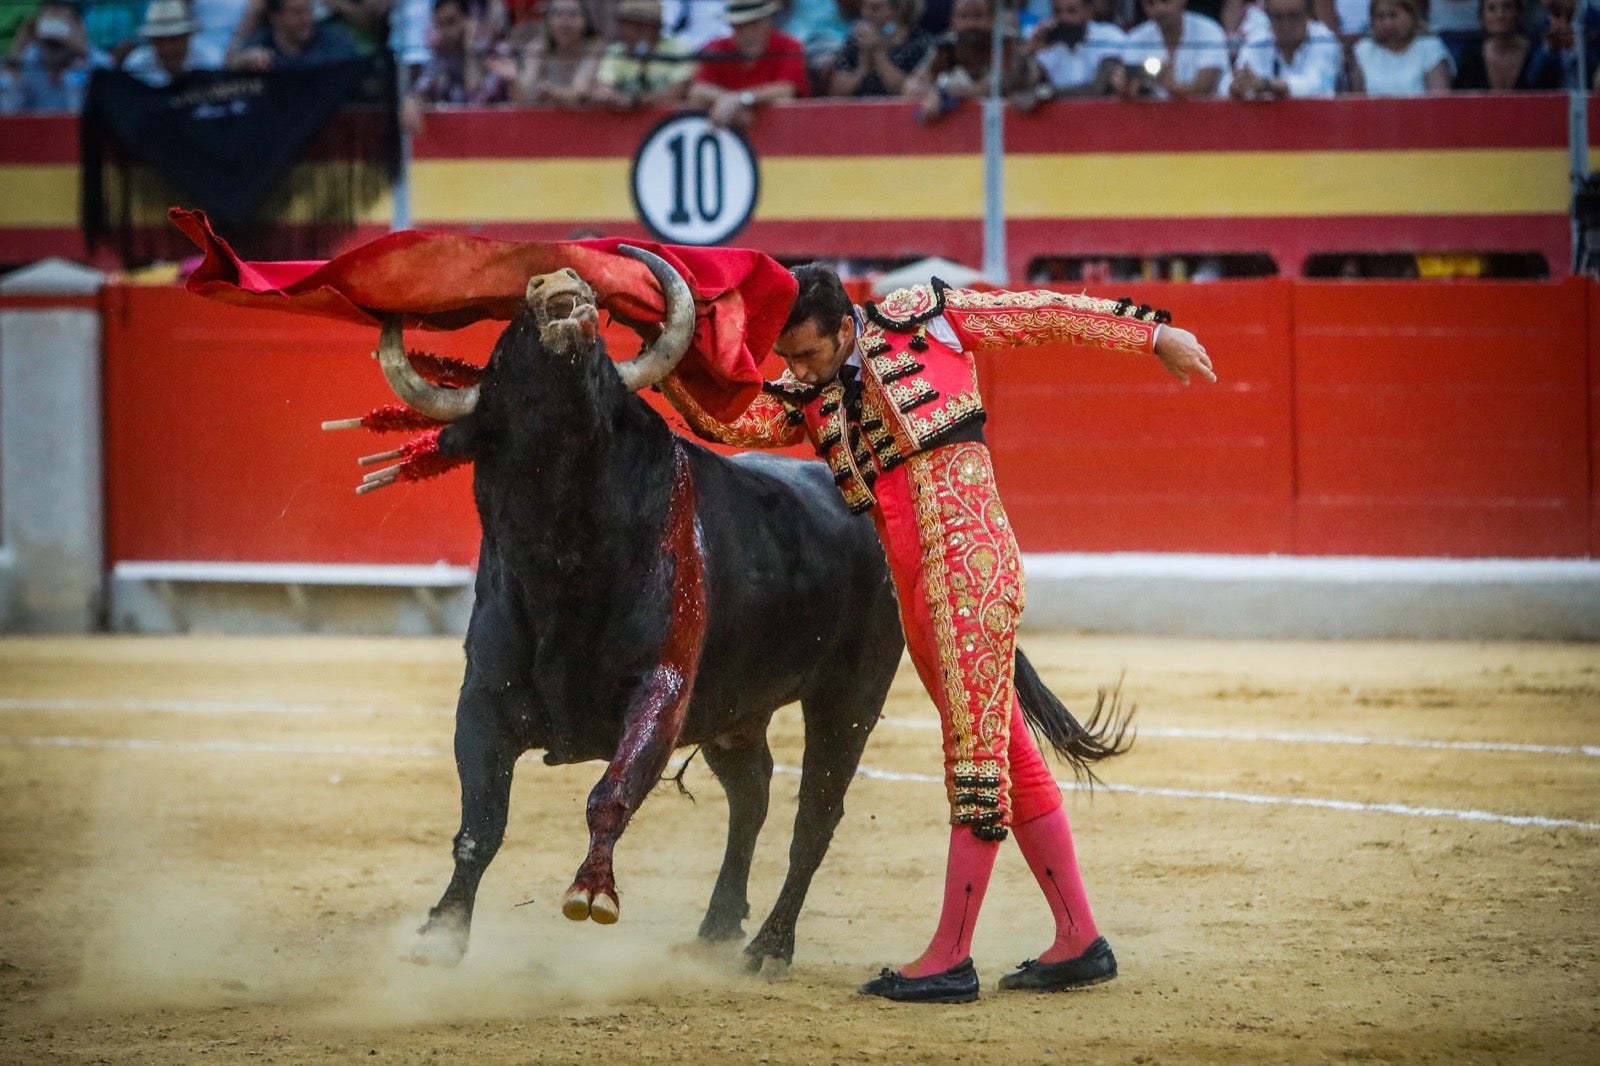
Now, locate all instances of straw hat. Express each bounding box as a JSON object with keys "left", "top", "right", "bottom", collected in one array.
[
  {"left": 723, "top": 0, "right": 781, "bottom": 25},
  {"left": 616, "top": 0, "right": 663, "bottom": 23},
  {"left": 138, "top": 0, "right": 198, "bottom": 38}
]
